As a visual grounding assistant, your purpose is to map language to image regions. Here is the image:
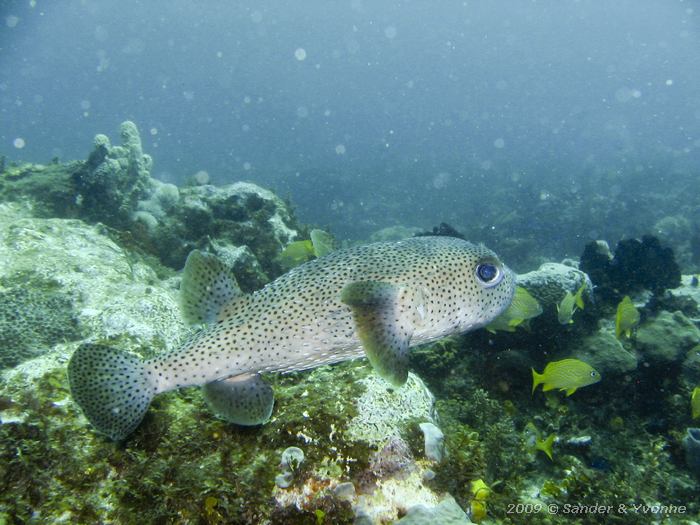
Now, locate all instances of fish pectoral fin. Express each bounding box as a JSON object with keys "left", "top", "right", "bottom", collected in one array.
[
  {"left": 542, "top": 383, "right": 555, "bottom": 392},
  {"left": 565, "top": 387, "right": 577, "bottom": 396},
  {"left": 341, "top": 280, "right": 418, "bottom": 387},
  {"left": 202, "top": 373, "right": 274, "bottom": 426},
  {"left": 180, "top": 250, "right": 243, "bottom": 325}
]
